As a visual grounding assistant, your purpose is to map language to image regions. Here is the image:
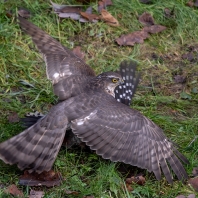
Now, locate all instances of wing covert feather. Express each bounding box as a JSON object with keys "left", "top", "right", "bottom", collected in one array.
[
  {"left": 71, "top": 100, "right": 188, "bottom": 183},
  {"left": 18, "top": 17, "right": 95, "bottom": 85}
]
